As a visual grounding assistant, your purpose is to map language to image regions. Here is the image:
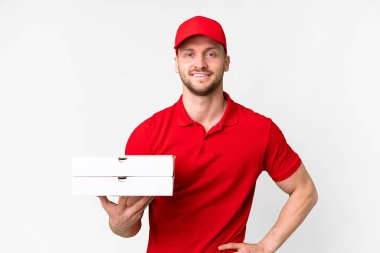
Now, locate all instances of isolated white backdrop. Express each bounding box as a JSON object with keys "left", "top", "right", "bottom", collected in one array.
[{"left": 0, "top": 0, "right": 379, "bottom": 252}]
